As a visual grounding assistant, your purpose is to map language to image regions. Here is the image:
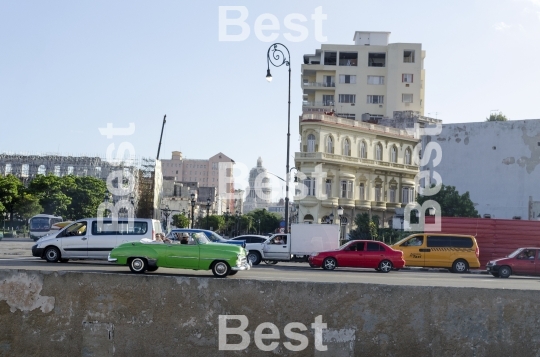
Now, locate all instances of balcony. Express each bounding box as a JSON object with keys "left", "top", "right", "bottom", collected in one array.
[
  {"left": 355, "top": 200, "right": 371, "bottom": 210},
  {"left": 321, "top": 197, "right": 338, "bottom": 208},
  {"left": 297, "top": 195, "right": 319, "bottom": 207},
  {"left": 338, "top": 198, "right": 355, "bottom": 208},
  {"left": 386, "top": 202, "right": 402, "bottom": 210},
  {"left": 295, "top": 152, "right": 419, "bottom": 174},
  {"left": 302, "top": 82, "right": 336, "bottom": 89},
  {"left": 371, "top": 201, "right": 387, "bottom": 210},
  {"left": 300, "top": 113, "right": 418, "bottom": 139}
]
